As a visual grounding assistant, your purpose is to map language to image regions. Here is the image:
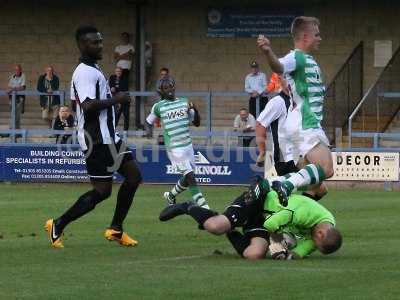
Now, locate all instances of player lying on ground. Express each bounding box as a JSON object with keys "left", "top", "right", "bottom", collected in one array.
[
  {"left": 159, "top": 176, "right": 342, "bottom": 260},
  {"left": 255, "top": 74, "right": 327, "bottom": 202},
  {"left": 146, "top": 76, "right": 209, "bottom": 209},
  {"left": 257, "top": 16, "right": 334, "bottom": 206}
]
